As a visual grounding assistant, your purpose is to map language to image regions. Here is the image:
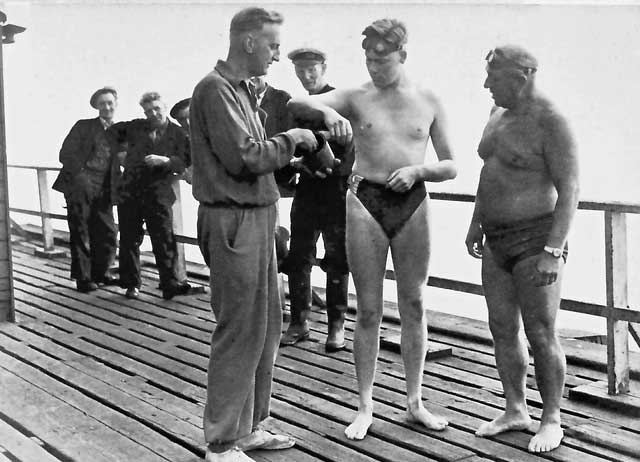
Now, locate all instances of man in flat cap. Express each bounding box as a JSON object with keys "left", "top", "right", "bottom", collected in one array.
[
  {"left": 109, "top": 91, "right": 191, "bottom": 301},
  {"left": 53, "top": 87, "right": 120, "bottom": 292},
  {"left": 289, "top": 18, "right": 456, "bottom": 440},
  {"left": 190, "top": 7, "right": 319, "bottom": 462},
  {"left": 280, "top": 47, "right": 354, "bottom": 352},
  {"left": 465, "top": 45, "right": 578, "bottom": 453}
]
